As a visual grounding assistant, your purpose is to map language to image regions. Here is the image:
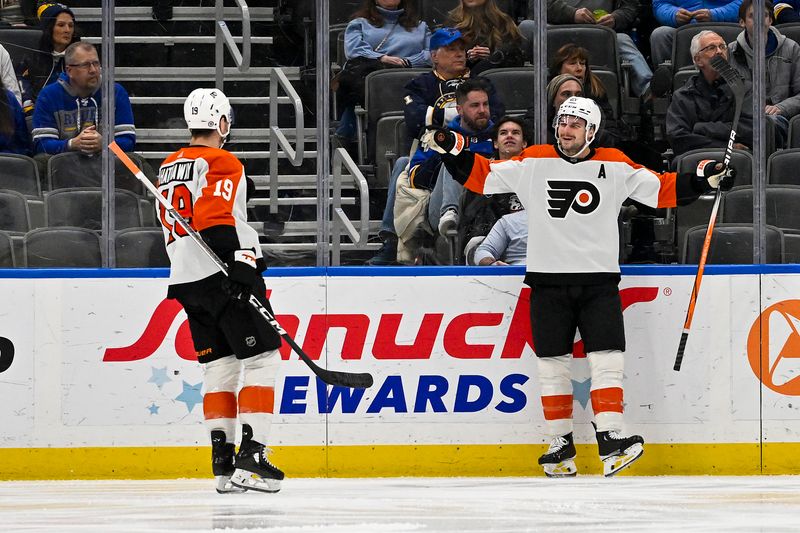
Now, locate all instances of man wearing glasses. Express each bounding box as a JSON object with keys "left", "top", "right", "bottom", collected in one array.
[
  {"left": 666, "top": 30, "right": 755, "bottom": 157},
  {"left": 31, "top": 41, "right": 135, "bottom": 175}
]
